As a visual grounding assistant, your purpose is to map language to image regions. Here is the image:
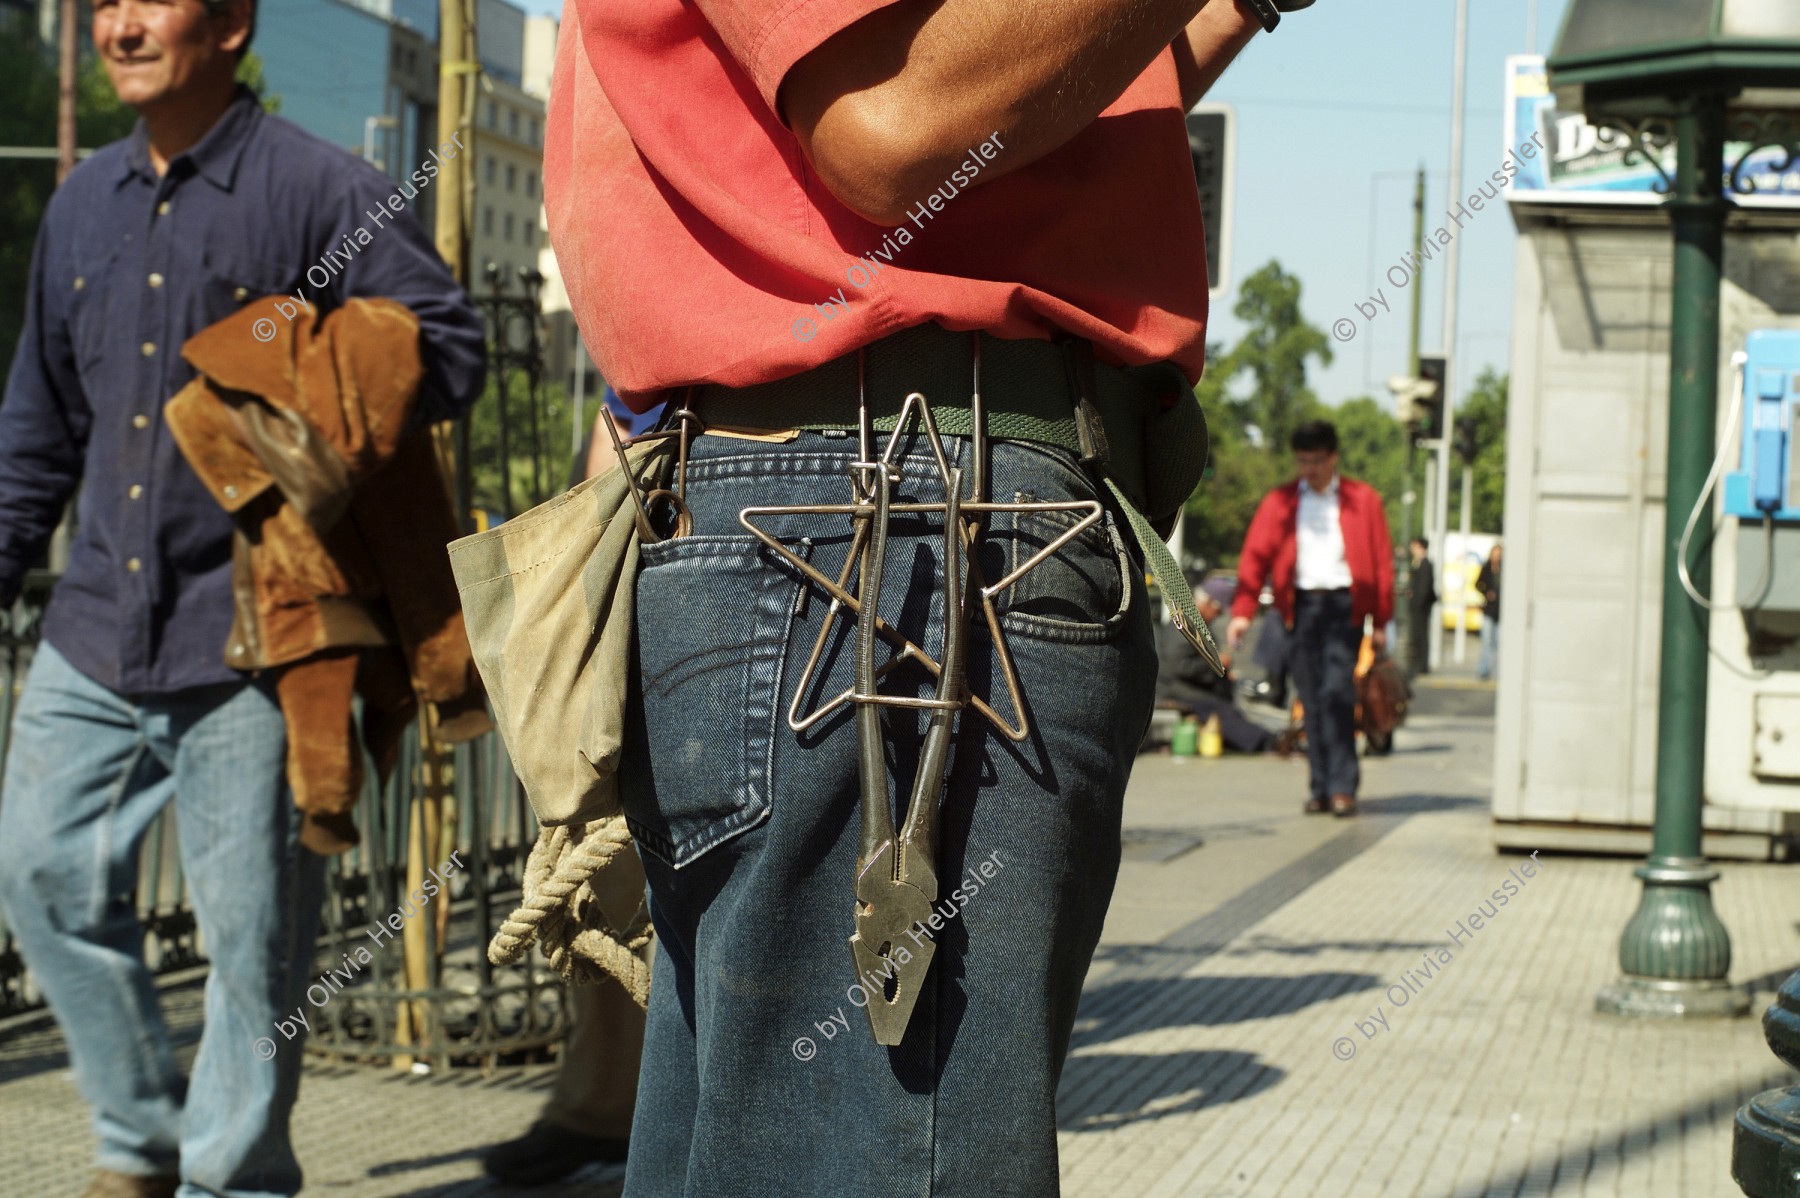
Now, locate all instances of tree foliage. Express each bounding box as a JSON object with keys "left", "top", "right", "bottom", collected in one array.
[
  {"left": 1179, "top": 259, "right": 1506, "bottom": 570},
  {"left": 1183, "top": 260, "right": 1336, "bottom": 568},
  {"left": 463, "top": 370, "right": 583, "bottom": 519},
  {"left": 0, "top": 35, "right": 280, "bottom": 384},
  {"left": 0, "top": 37, "right": 137, "bottom": 383},
  {"left": 1448, "top": 366, "right": 1508, "bottom": 534}
]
